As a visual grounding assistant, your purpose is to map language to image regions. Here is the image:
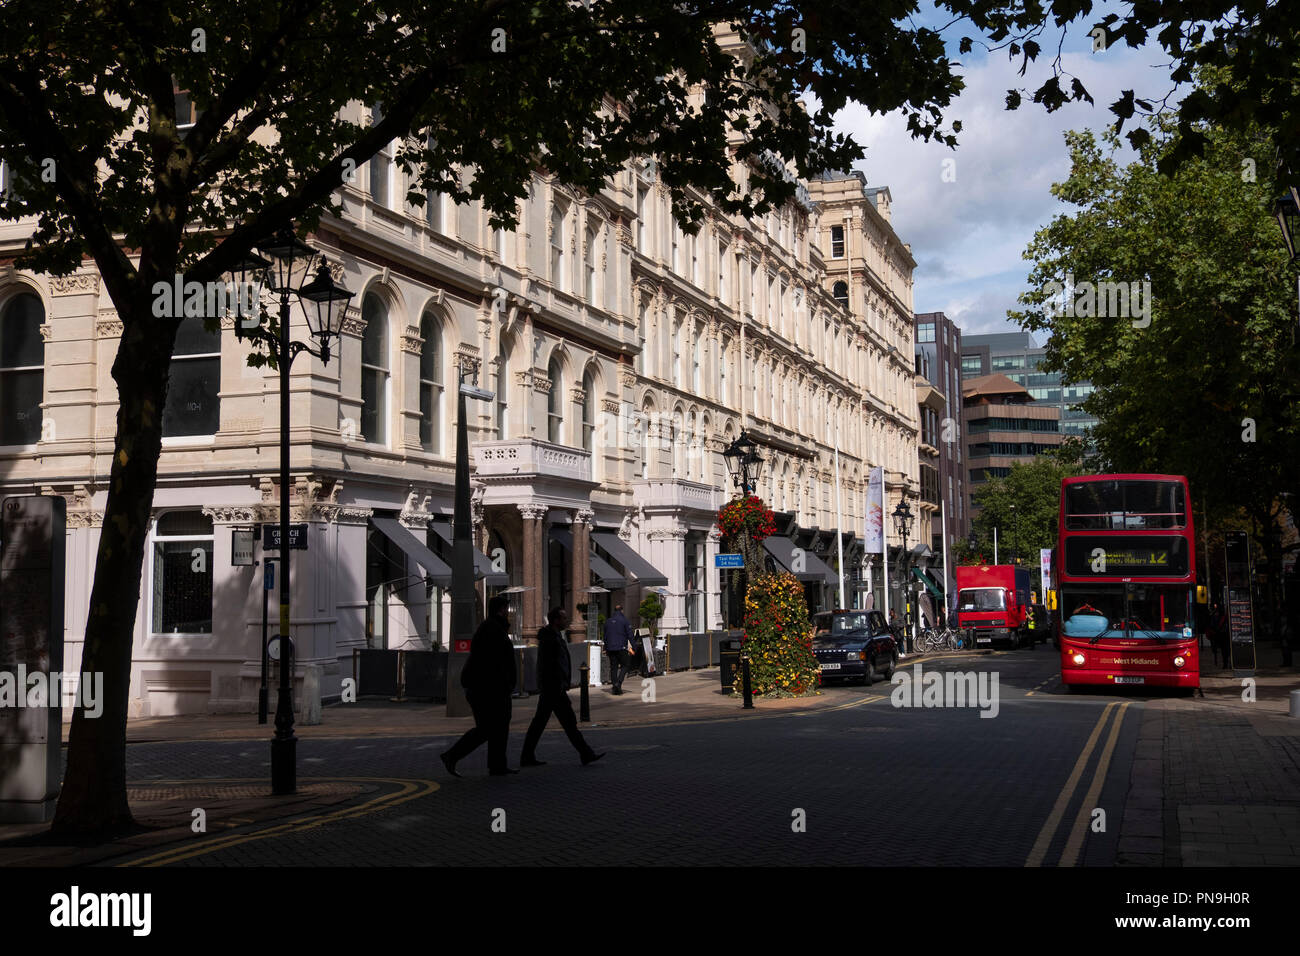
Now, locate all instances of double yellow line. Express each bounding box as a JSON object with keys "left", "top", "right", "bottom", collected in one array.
[
  {"left": 118, "top": 777, "right": 438, "bottom": 868},
  {"left": 1025, "top": 702, "right": 1130, "bottom": 867}
]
